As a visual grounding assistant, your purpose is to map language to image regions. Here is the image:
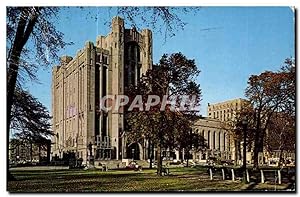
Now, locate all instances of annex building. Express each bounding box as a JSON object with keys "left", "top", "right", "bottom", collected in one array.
[{"left": 191, "top": 98, "right": 248, "bottom": 162}]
